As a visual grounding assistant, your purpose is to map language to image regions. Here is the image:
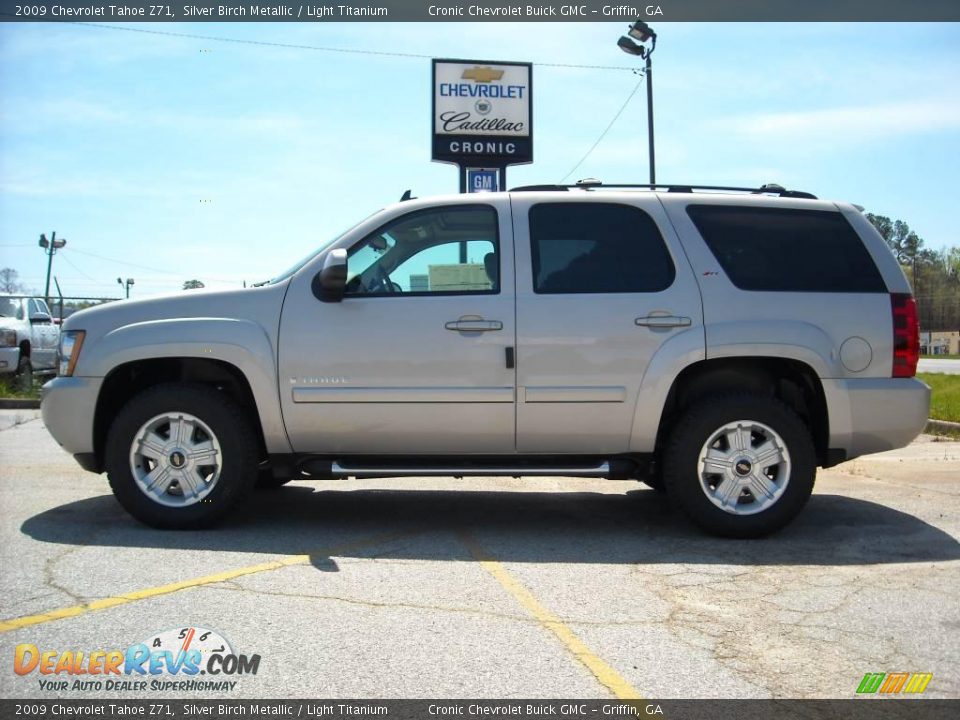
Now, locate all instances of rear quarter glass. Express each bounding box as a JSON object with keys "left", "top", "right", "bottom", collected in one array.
[{"left": 685, "top": 205, "right": 887, "bottom": 293}]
